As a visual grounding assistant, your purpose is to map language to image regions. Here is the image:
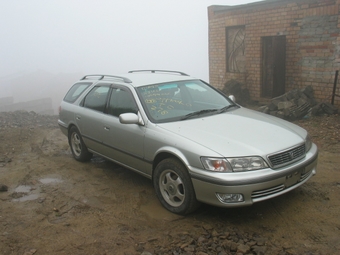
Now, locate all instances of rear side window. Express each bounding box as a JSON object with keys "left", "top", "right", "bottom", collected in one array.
[
  {"left": 64, "top": 83, "right": 91, "bottom": 103},
  {"left": 83, "top": 86, "right": 110, "bottom": 112}
]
